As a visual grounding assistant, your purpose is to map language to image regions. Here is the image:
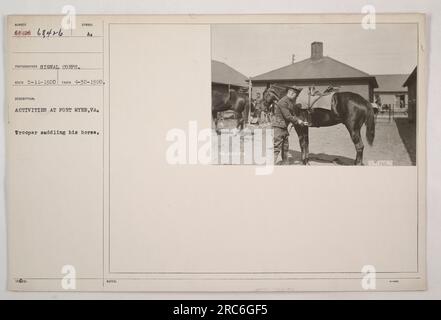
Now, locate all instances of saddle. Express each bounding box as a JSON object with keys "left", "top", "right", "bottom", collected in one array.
[
  {"left": 297, "top": 85, "right": 338, "bottom": 111},
  {"left": 297, "top": 86, "right": 340, "bottom": 124},
  {"left": 308, "top": 86, "right": 339, "bottom": 107}
]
